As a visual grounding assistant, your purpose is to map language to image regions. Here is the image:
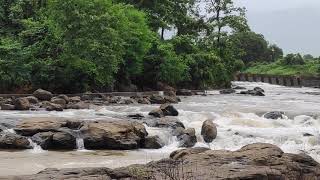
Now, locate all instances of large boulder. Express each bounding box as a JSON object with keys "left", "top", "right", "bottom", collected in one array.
[
  {"left": 52, "top": 132, "right": 76, "bottom": 149},
  {"left": 80, "top": 120, "right": 147, "bottom": 150},
  {"left": 177, "top": 128, "right": 197, "bottom": 148},
  {"left": 254, "top": 87, "right": 265, "bottom": 92},
  {"left": 201, "top": 119, "right": 217, "bottom": 143},
  {"left": 31, "top": 132, "right": 54, "bottom": 150},
  {"left": 143, "top": 136, "right": 164, "bottom": 149},
  {"left": 0, "top": 104, "right": 15, "bottom": 110},
  {"left": 14, "top": 97, "right": 30, "bottom": 110},
  {"left": 149, "top": 95, "right": 166, "bottom": 104},
  {"left": 0, "top": 132, "right": 31, "bottom": 149},
  {"left": 33, "top": 89, "right": 53, "bottom": 101},
  {"left": 264, "top": 111, "right": 285, "bottom": 119},
  {"left": 148, "top": 108, "right": 164, "bottom": 118},
  {"left": 160, "top": 104, "right": 178, "bottom": 116}
]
